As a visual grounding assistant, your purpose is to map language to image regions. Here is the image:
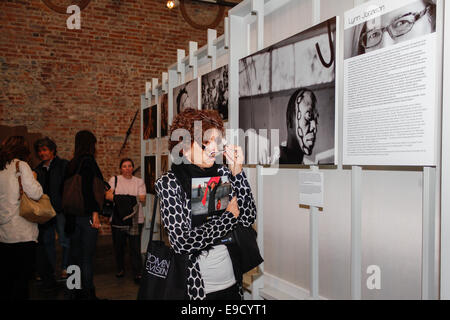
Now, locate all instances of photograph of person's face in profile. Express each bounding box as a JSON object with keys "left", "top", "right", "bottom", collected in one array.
[
  {"left": 173, "top": 79, "right": 198, "bottom": 117},
  {"left": 161, "top": 155, "right": 168, "bottom": 175},
  {"left": 346, "top": 0, "right": 436, "bottom": 59},
  {"left": 160, "top": 94, "right": 168, "bottom": 137},
  {"left": 145, "top": 155, "right": 156, "bottom": 194}
]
